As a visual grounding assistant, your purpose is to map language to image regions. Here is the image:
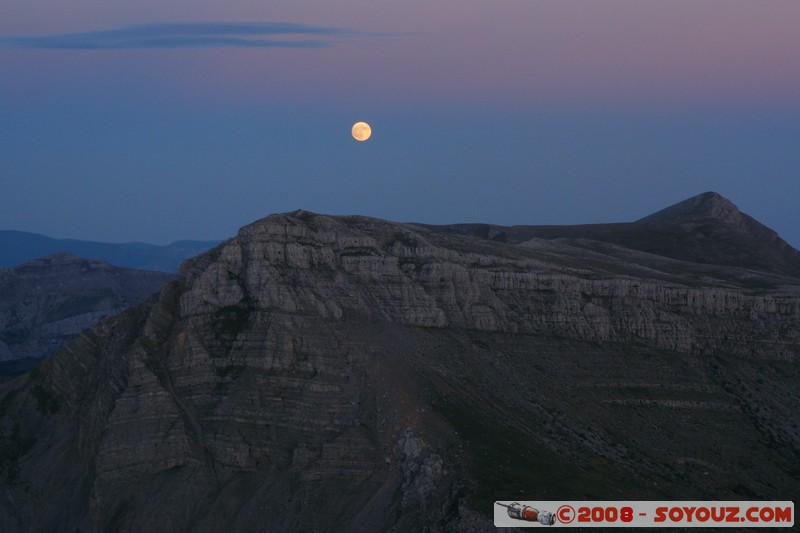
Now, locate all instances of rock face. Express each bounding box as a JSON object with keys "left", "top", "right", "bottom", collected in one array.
[
  {"left": 0, "top": 253, "right": 173, "bottom": 380},
  {"left": 1, "top": 194, "right": 799, "bottom": 532}
]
